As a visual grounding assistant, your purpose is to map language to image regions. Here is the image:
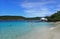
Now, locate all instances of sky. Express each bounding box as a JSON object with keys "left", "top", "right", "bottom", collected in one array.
[{"left": 0, "top": 0, "right": 60, "bottom": 17}]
